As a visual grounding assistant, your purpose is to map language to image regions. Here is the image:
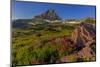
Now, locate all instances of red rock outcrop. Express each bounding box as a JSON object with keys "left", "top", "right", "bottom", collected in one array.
[
  {"left": 60, "top": 22, "right": 96, "bottom": 62},
  {"left": 71, "top": 22, "right": 96, "bottom": 48}
]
